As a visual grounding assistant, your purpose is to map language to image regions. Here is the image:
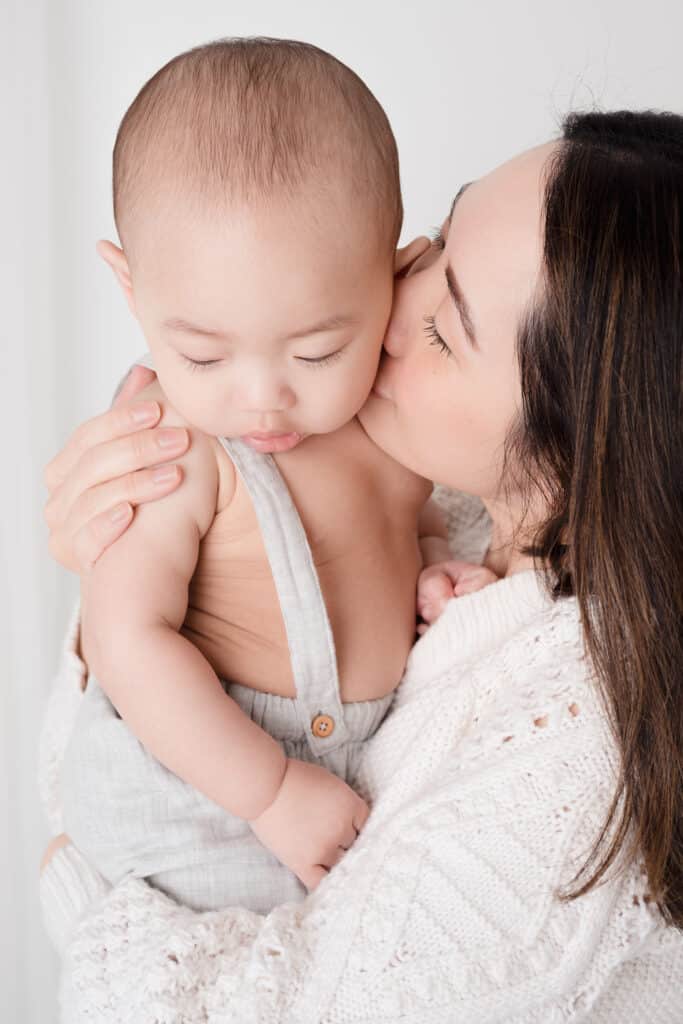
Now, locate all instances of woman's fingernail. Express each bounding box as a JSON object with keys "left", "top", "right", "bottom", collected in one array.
[
  {"left": 110, "top": 502, "right": 132, "bottom": 524},
  {"left": 152, "top": 465, "right": 180, "bottom": 485},
  {"left": 157, "top": 428, "right": 187, "bottom": 450},
  {"left": 130, "top": 402, "right": 159, "bottom": 424}
]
